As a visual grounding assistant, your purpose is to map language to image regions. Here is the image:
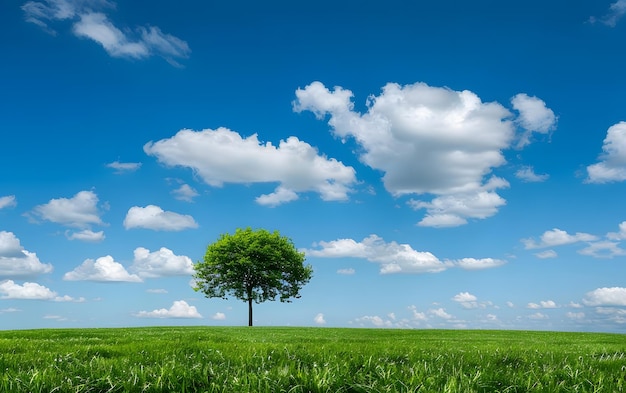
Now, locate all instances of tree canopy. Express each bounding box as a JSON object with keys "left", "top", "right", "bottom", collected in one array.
[{"left": 193, "top": 227, "right": 313, "bottom": 326}]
